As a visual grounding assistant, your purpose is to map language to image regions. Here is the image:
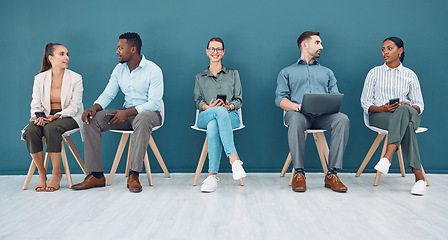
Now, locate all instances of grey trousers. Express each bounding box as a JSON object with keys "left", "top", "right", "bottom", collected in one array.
[
  {"left": 84, "top": 109, "right": 162, "bottom": 173},
  {"left": 284, "top": 111, "right": 350, "bottom": 170},
  {"left": 369, "top": 105, "right": 422, "bottom": 170}
]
